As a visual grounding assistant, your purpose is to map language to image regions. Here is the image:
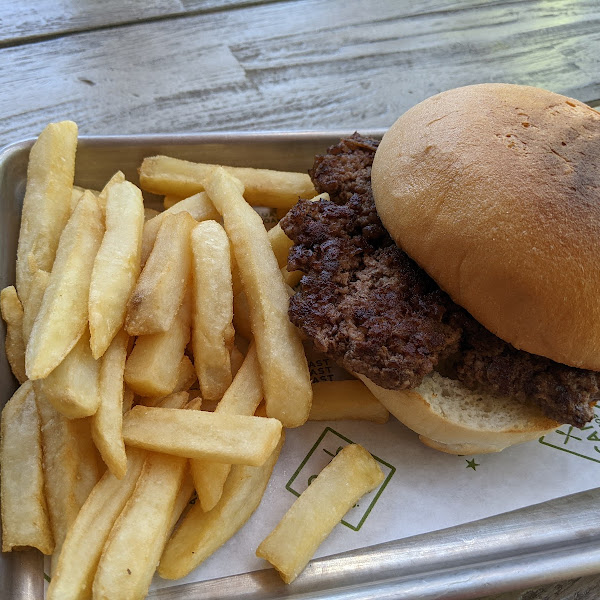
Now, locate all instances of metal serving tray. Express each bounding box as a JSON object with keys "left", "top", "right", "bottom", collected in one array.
[{"left": 1, "top": 133, "right": 599, "bottom": 600}]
